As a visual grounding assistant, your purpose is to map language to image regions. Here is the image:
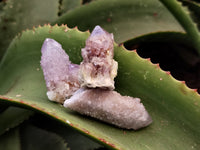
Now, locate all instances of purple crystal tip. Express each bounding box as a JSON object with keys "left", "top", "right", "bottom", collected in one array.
[
  {"left": 41, "top": 38, "right": 70, "bottom": 83},
  {"left": 90, "top": 25, "right": 107, "bottom": 36},
  {"left": 86, "top": 26, "right": 114, "bottom": 52}
]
